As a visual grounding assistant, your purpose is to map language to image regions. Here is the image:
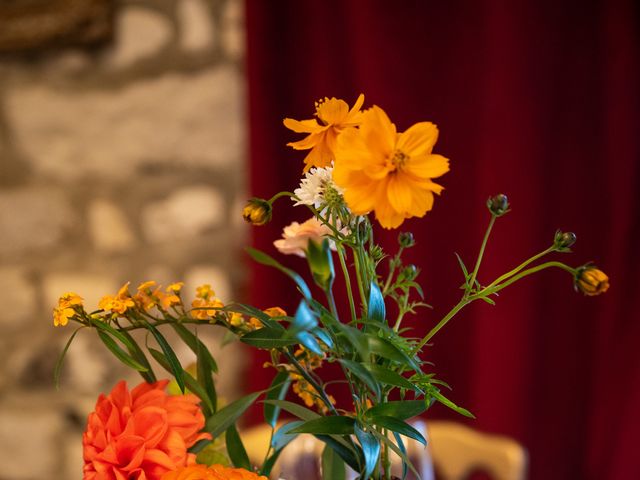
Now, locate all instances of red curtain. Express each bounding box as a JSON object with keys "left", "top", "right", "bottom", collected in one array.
[{"left": 243, "top": 1, "right": 640, "bottom": 479}]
